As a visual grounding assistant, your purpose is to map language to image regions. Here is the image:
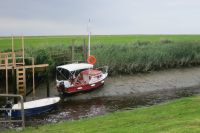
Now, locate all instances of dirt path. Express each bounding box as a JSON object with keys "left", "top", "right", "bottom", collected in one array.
[
  {"left": 31, "top": 66, "right": 200, "bottom": 100},
  {"left": 63, "top": 67, "right": 200, "bottom": 100}
]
